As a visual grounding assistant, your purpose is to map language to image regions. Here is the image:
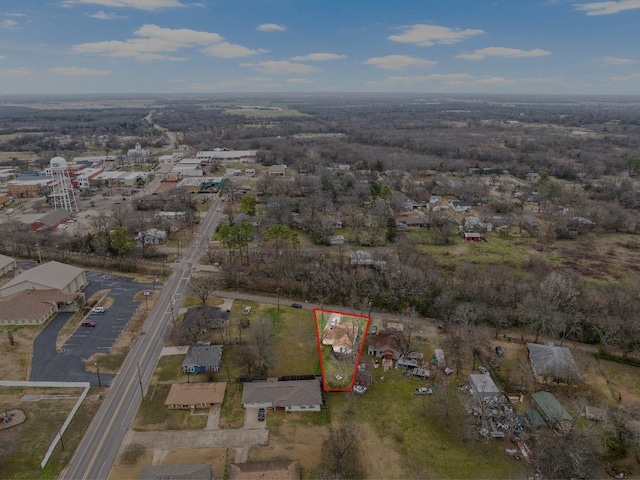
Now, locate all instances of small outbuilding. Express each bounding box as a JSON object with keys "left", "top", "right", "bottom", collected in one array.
[
  {"left": 531, "top": 391, "right": 573, "bottom": 431},
  {"left": 469, "top": 373, "right": 501, "bottom": 402}
]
